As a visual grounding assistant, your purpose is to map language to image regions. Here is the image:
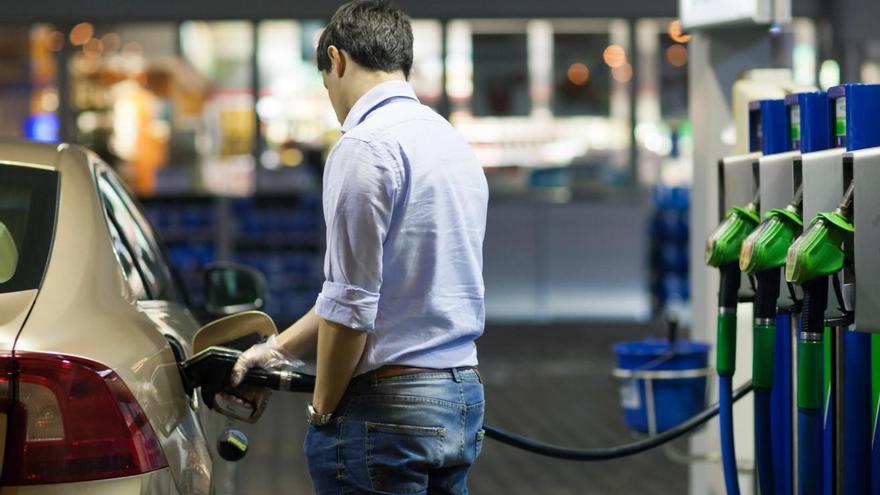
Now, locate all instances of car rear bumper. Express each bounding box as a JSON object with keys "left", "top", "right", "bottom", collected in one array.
[{"left": 0, "top": 468, "right": 178, "bottom": 495}]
